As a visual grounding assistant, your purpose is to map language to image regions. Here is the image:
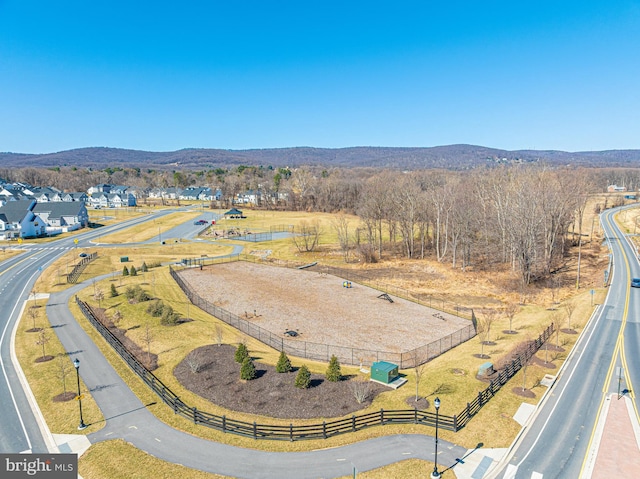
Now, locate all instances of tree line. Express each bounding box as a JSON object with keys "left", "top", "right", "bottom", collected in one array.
[{"left": 2, "top": 163, "right": 636, "bottom": 286}]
